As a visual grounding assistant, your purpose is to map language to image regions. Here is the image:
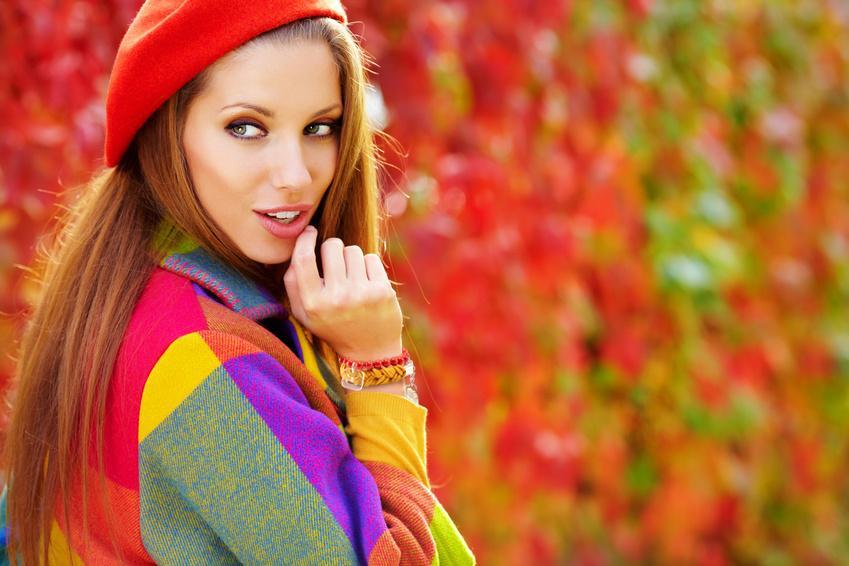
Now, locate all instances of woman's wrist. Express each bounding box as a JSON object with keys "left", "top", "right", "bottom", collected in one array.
[
  {"left": 336, "top": 345, "right": 403, "bottom": 363},
  {"left": 338, "top": 348, "right": 411, "bottom": 389},
  {"left": 337, "top": 347, "right": 408, "bottom": 369},
  {"left": 337, "top": 347, "right": 419, "bottom": 403}
]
